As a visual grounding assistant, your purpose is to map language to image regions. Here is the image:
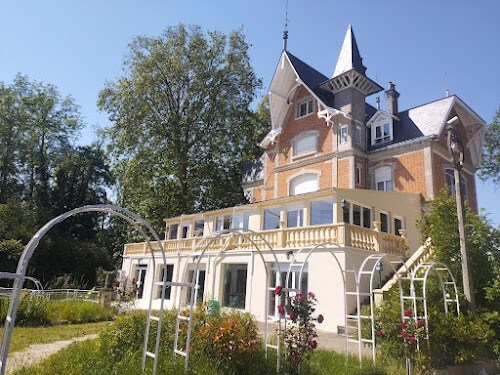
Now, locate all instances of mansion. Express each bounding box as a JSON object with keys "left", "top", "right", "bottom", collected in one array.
[{"left": 119, "top": 26, "right": 485, "bottom": 334}]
